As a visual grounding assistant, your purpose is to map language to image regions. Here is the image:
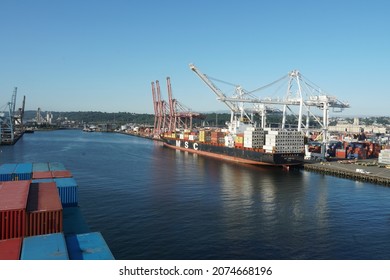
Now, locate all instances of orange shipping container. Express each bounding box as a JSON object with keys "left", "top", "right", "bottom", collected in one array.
[
  {"left": 335, "top": 149, "right": 346, "bottom": 159},
  {"left": 0, "top": 181, "right": 30, "bottom": 240},
  {"left": 51, "top": 170, "right": 72, "bottom": 178},
  {"left": 32, "top": 171, "right": 52, "bottom": 180},
  {"left": 26, "top": 182, "right": 63, "bottom": 237},
  {"left": 0, "top": 237, "right": 22, "bottom": 260}
]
